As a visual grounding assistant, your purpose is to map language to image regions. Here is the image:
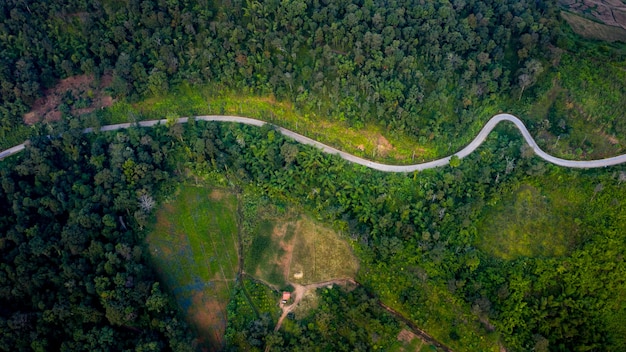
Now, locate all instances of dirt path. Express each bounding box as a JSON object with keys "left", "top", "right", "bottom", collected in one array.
[
  {"left": 273, "top": 278, "right": 355, "bottom": 332},
  {"left": 5, "top": 114, "right": 626, "bottom": 170},
  {"left": 270, "top": 277, "right": 454, "bottom": 351},
  {"left": 378, "top": 302, "right": 454, "bottom": 352}
]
